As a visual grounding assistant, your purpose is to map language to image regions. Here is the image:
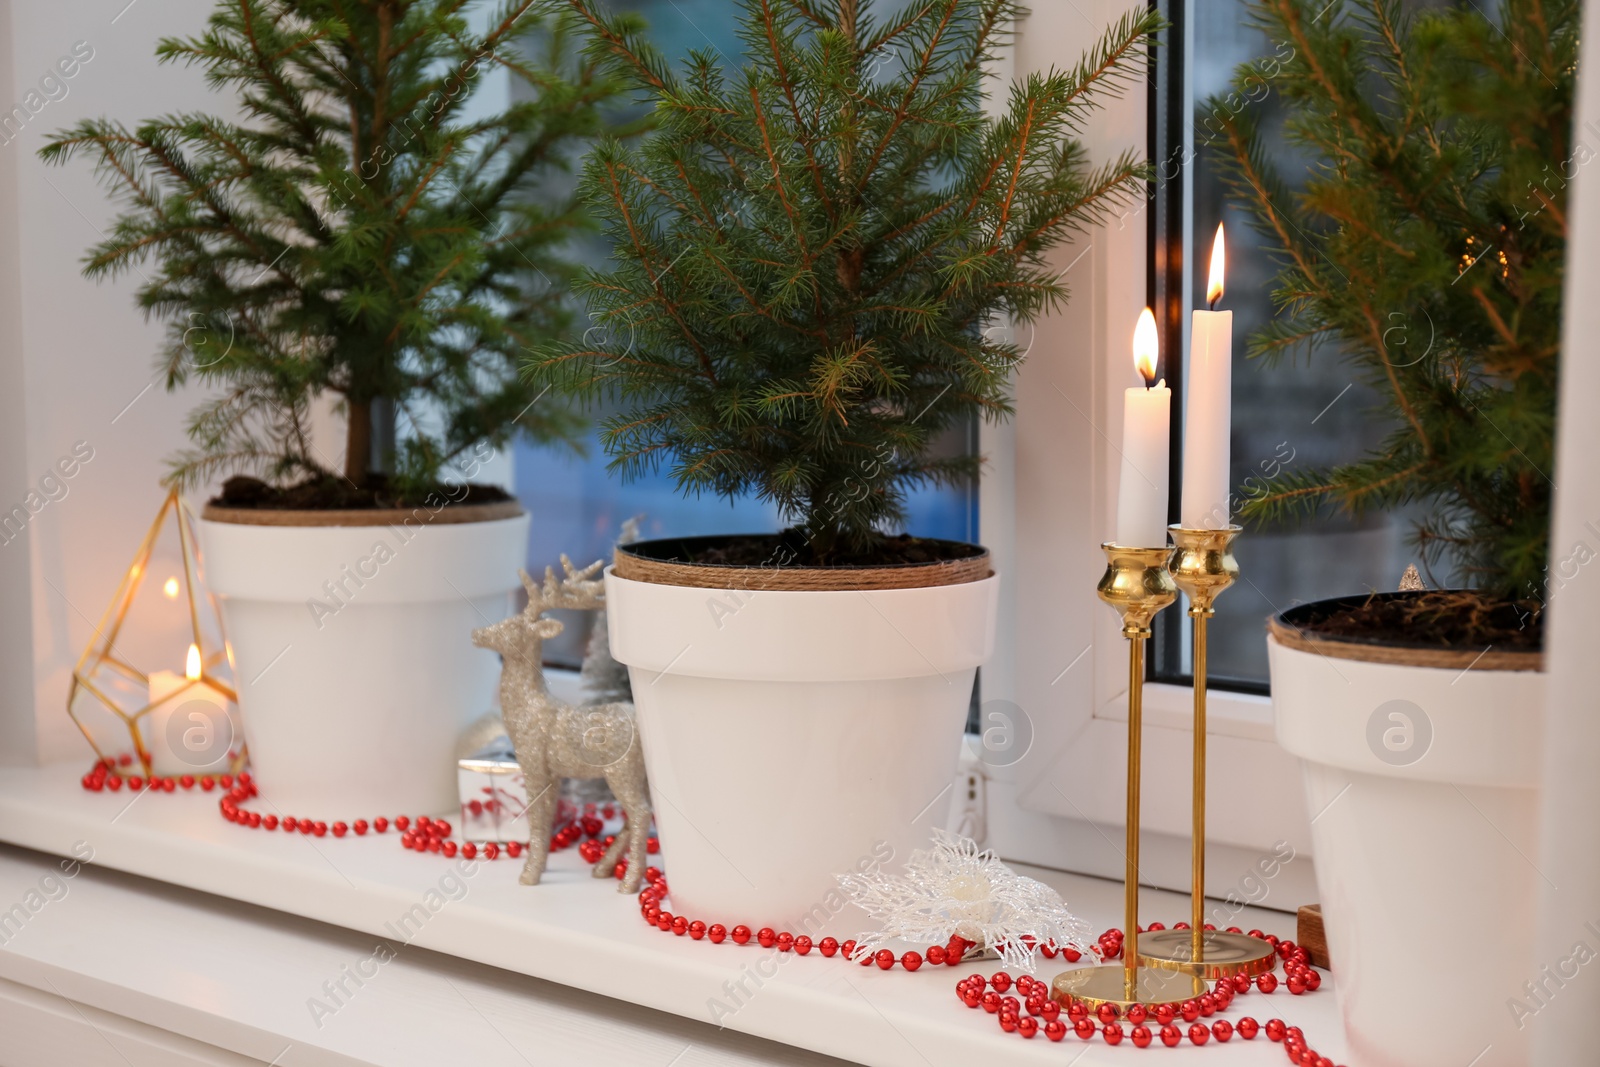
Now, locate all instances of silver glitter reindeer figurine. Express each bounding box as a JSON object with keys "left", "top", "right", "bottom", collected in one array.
[{"left": 471, "top": 557, "right": 651, "bottom": 893}]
